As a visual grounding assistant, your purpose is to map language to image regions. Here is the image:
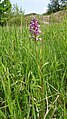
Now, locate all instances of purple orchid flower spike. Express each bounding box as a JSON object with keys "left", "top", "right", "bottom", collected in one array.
[{"left": 30, "top": 17, "right": 41, "bottom": 41}]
